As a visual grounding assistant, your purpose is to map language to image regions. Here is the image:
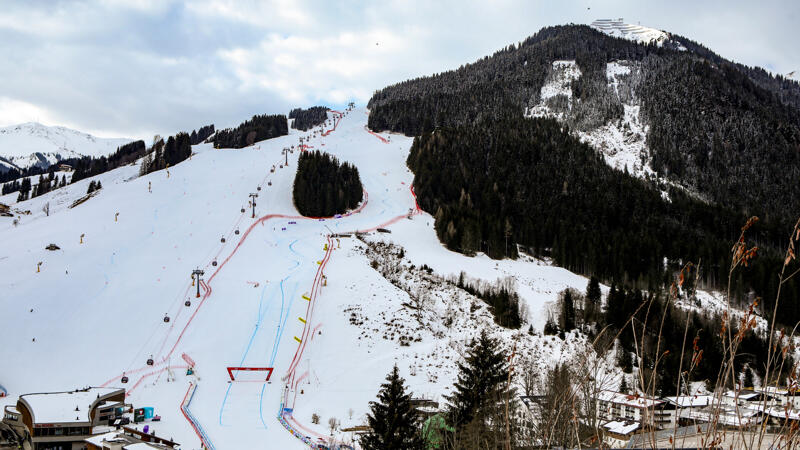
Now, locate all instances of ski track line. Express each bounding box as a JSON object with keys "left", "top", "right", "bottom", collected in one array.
[{"left": 218, "top": 237, "right": 301, "bottom": 427}]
